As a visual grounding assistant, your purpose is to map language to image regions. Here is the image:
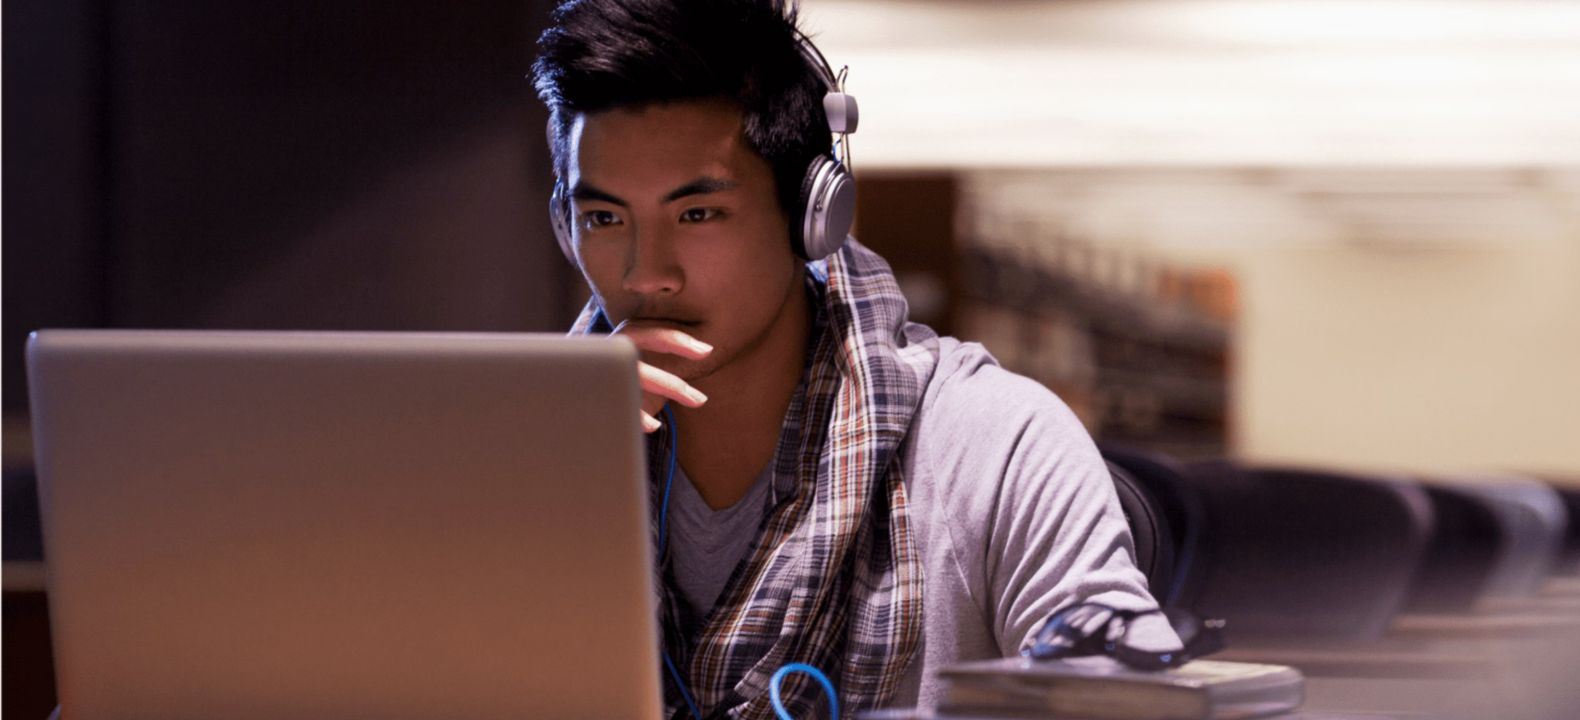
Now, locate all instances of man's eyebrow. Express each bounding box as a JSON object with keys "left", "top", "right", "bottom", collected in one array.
[
  {"left": 663, "top": 176, "right": 739, "bottom": 204},
  {"left": 570, "top": 177, "right": 738, "bottom": 207},
  {"left": 569, "top": 182, "right": 628, "bottom": 207}
]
